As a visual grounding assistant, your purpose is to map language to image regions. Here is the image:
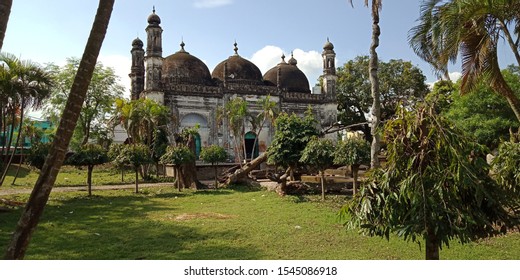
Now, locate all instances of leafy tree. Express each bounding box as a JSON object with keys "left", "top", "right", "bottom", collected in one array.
[
  {"left": 114, "top": 143, "right": 153, "bottom": 193},
  {"left": 492, "top": 140, "right": 520, "bottom": 194},
  {"left": 267, "top": 109, "right": 319, "bottom": 180},
  {"left": 160, "top": 145, "right": 195, "bottom": 192},
  {"left": 334, "top": 137, "right": 371, "bottom": 195},
  {"left": 341, "top": 105, "right": 520, "bottom": 260},
  {"left": 348, "top": 0, "right": 383, "bottom": 168},
  {"left": 44, "top": 58, "right": 124, "bottom": 149},
  {"left": 424, "top": 80, "right": 455, "bottom": 114},
  {"left": 26, "top": 142, "right": 51, "bottom": 170},
  {"left": 200, "top": 144, "right": 228, "bottom": 189},
  {"left": 108, "top": 143, "right": 127, "bottom": 182},
  {"left": 409, "top": 0, "right": 520, "bottom": 121},
  {"left": 4, "top": 0, "right": 115, "bottom": 260},
  {"left": 0, "top": 0, "right": 12, "bottom": 51},
  {"left": 299, "top": 137, "right": 335, "bottom": 200},
  {"left": 66, "top": 143, "right": 109, "bottom": 196},
  {"left": 337, "top": 56, "right": 429, "bottom": 140},
  {"left": 114, "top": 98, "right": 170, "bottom": 178},
  {"left": 445, "top": 78, "right": 519, "bottom": 149}
]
